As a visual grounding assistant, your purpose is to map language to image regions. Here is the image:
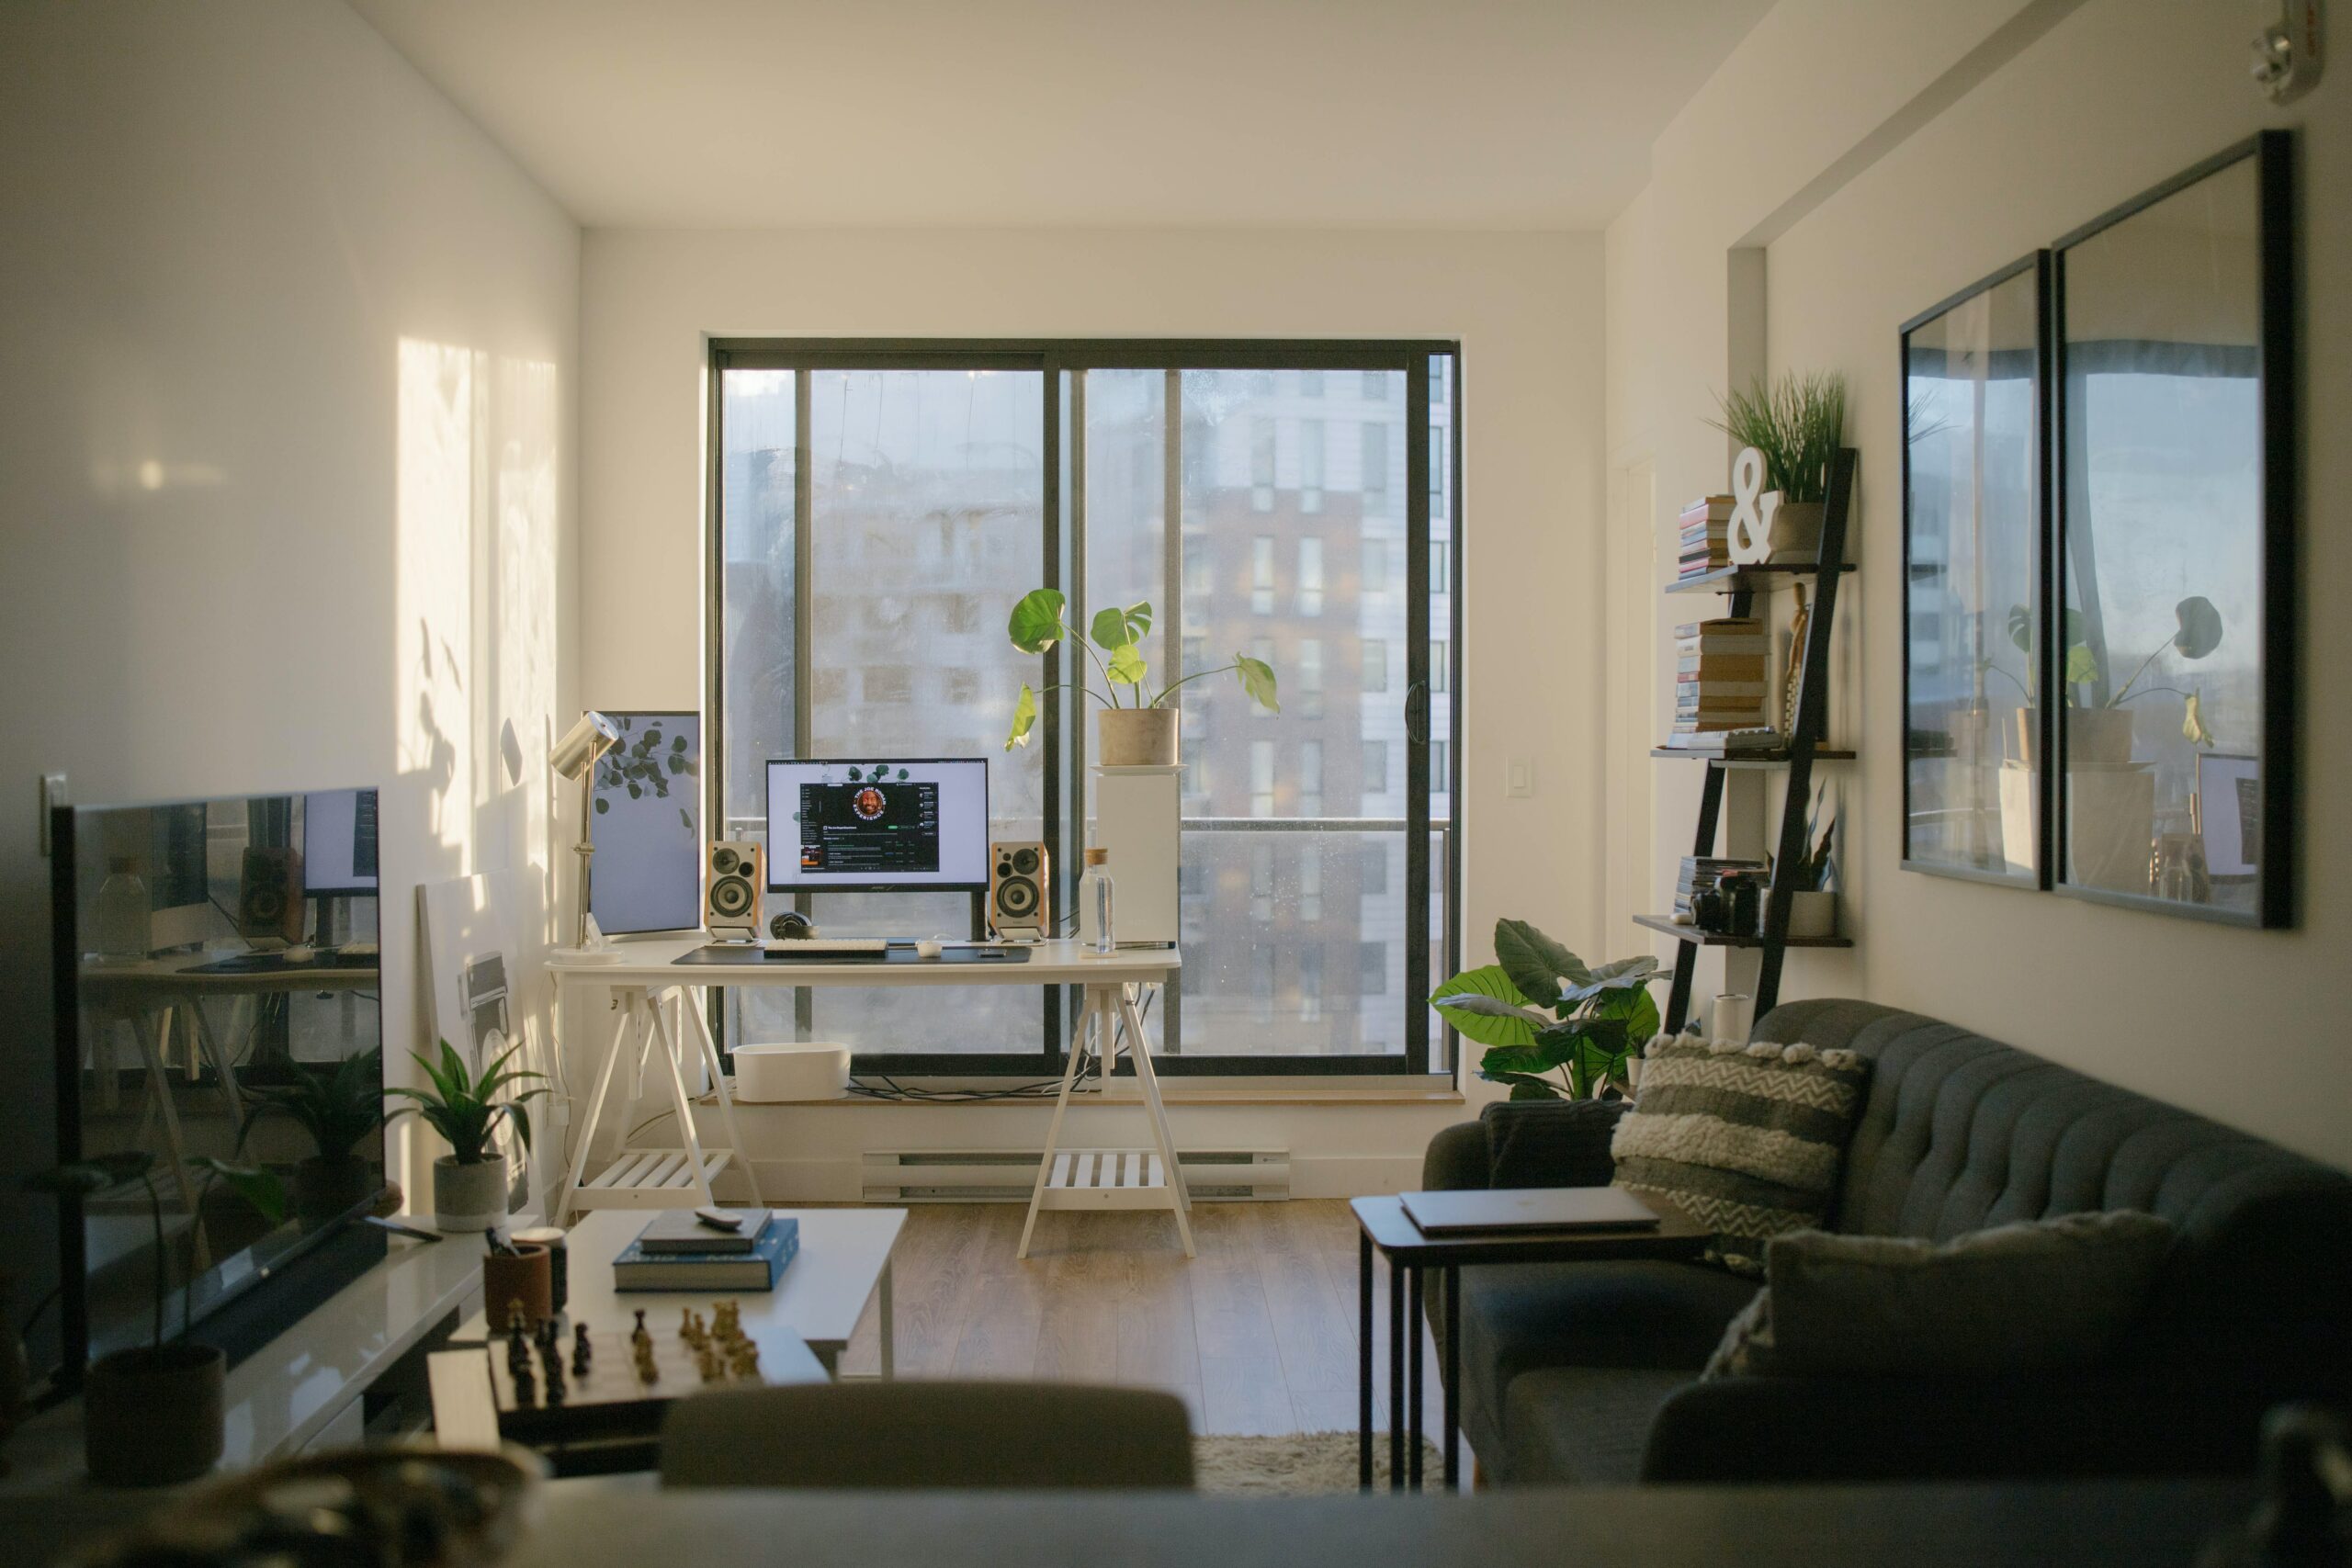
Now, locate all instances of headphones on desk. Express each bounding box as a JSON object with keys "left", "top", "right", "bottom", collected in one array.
[{"left": 769, "top": 910, "right": 817, "bottom": 941}]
